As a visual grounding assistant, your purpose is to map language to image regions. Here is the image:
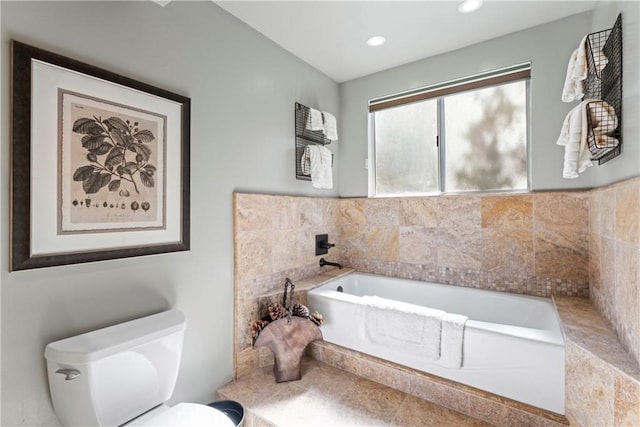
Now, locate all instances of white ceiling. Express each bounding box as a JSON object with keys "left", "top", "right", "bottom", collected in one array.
[{"left": 215, "top": 0, "right": 597, "bottom": 82}]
